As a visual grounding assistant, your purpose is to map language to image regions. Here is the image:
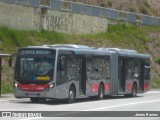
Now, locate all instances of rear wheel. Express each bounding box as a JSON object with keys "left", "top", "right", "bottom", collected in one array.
[
  {"left": 30, "top": 98, "right": 39, "bottom": 103},
  {"left": 124, "top": 84, "right": 137, "bottom": 97},
  {"left": 98, "top": 84, "right": 104, "bottom": 100},
  {"left": 68, "top": 86, "right": 76, "bottom": 103},
  {"left": 131, "top": 84, "right": 137, "bottom": 97}
]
